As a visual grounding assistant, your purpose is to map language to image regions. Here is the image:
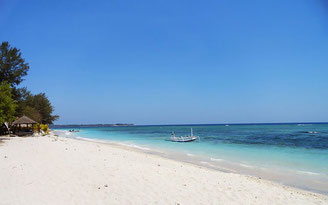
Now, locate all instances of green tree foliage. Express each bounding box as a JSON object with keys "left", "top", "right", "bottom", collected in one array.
[
  {"left": 0, "top": 41, "right": 59, "bottom": 126},
  {"left": 25, "top": 93, "right": 59, "bottom": 124},
  {"left": 0, "top": 82, "right": 17, "bottom": 124},
  {"left": 23, "top": 106, "right": 42, "bottom": 122},
  {"left": 0, "top": 42, "right": 30, "bottom": 87},
  {"left": 12, "top": 87, "right": 31, "bottom": 117},
  {"left": 11, "top": 84, "right": 59, "bottom": 125}
]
